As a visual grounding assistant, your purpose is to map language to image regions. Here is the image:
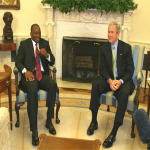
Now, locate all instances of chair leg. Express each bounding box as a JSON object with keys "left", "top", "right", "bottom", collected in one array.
[
  {"left": 15, "top": 103, "right": 20, "bottom": 128},
  {"left": 131, "top": 115, "right": 135, "bottom": 138},
  {"left": 107, "top": 105, "right": 110, "bottom": 112},
  {"left": 55, "top": 99, "right": 60, "bottom": 124},
  {"left": 15, "top": 102, "right": 25, "bottom": 128},
  {"left": 147, "top": 144, "right": 150, "bottom": 150}
]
